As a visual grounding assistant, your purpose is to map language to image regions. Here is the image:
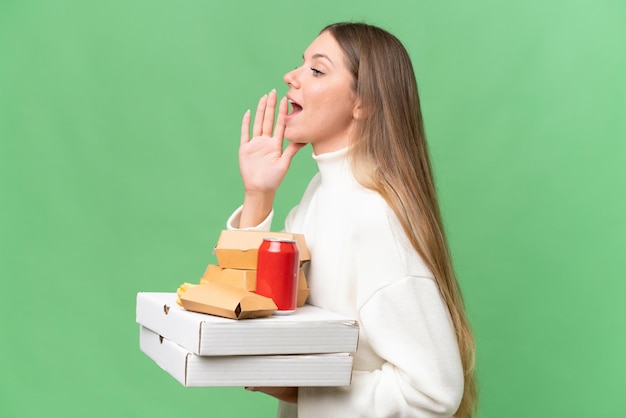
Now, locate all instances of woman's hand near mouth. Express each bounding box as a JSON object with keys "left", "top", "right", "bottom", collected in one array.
[{"left": 238, "top": 89, "right": 306, "bottom": 228}]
